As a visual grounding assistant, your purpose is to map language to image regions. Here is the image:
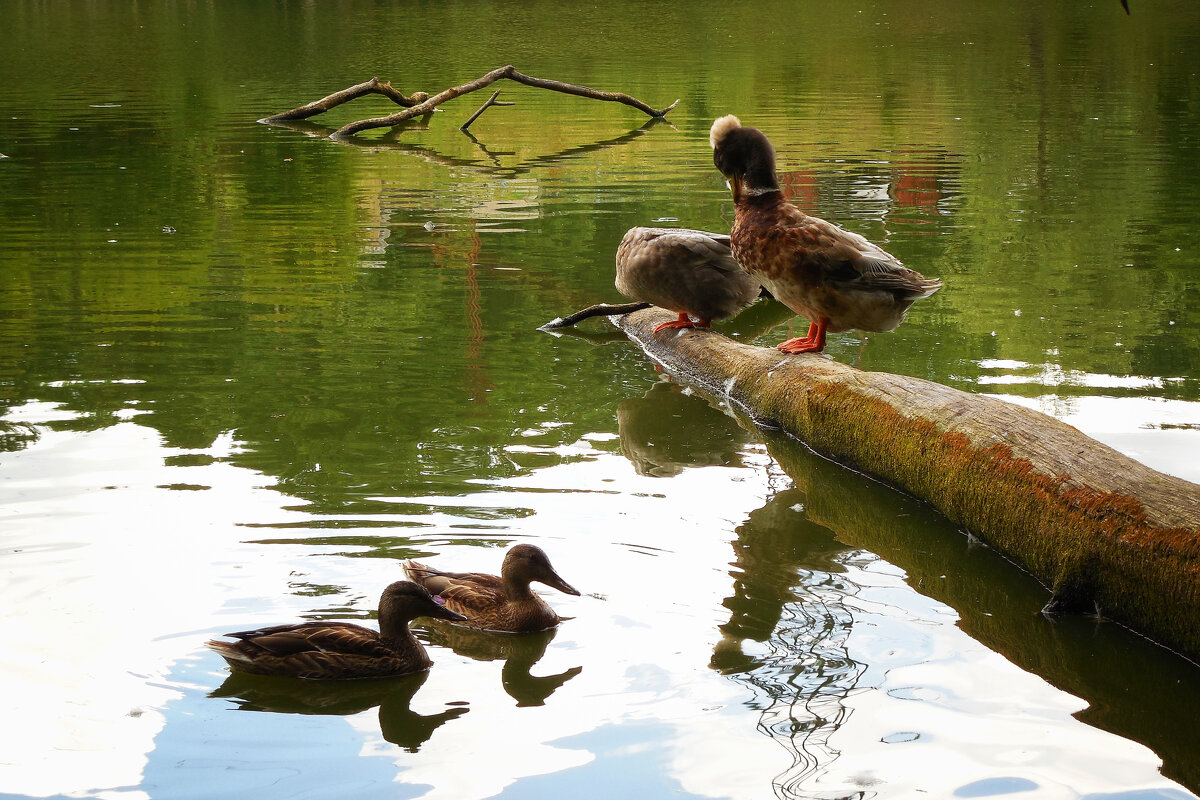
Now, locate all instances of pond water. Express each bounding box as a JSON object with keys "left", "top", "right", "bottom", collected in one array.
[{"left": 2, "top": 2, "right": 1199, "bottom": 798}]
